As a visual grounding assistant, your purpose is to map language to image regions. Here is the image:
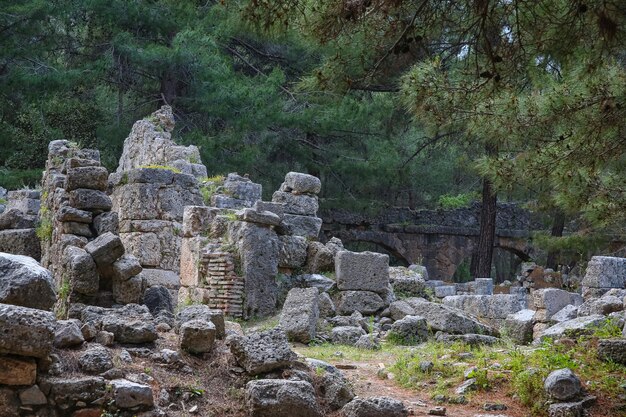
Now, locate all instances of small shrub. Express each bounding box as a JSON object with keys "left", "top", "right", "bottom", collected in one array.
[
  {"left": 36, "top": 216, "right": 53, "bottom": 241},
  {"left": 437, "top": 192, "right": 479, "bottom": 209}
]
